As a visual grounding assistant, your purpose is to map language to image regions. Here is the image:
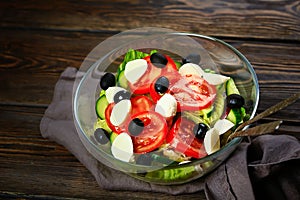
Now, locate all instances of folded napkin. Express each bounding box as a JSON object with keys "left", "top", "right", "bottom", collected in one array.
[{"left": 40, "top": 67, "right": 300, "bottom": 199}]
